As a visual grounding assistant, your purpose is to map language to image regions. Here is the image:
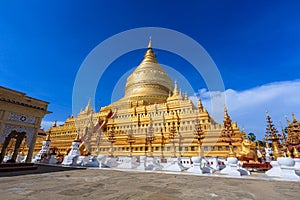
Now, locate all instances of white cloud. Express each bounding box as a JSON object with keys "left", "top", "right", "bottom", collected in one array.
[
  {"left": 191, "top": 80, "right": 300, "bottom": 140},
  {"left": 41, "top": 120, "right": 64, "bottom": 131}
]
